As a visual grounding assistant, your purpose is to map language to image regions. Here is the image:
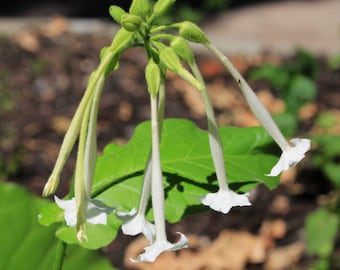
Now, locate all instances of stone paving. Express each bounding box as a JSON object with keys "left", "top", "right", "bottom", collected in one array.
[{"left": 201, "top": 0, "right": 340, "bottom": 56}]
